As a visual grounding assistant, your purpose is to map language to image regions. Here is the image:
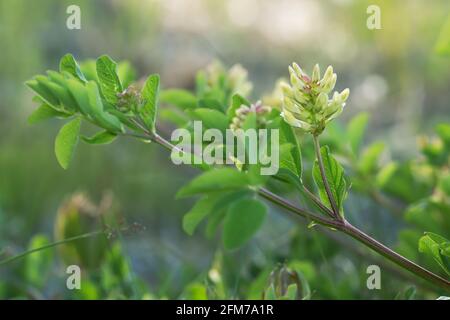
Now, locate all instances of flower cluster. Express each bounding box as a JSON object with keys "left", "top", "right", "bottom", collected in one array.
[
  {"left": 281, "top": 63, "right": 349, "bottom": 135},
  {"left": 230, "top": 101, "right": 271, "bottom": 131},
  {"left": 117, "top": 84, "right": 141, "bottom": 112},
  {"left": 204, "top": 60, "right": 253, "bottom": 99}
]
